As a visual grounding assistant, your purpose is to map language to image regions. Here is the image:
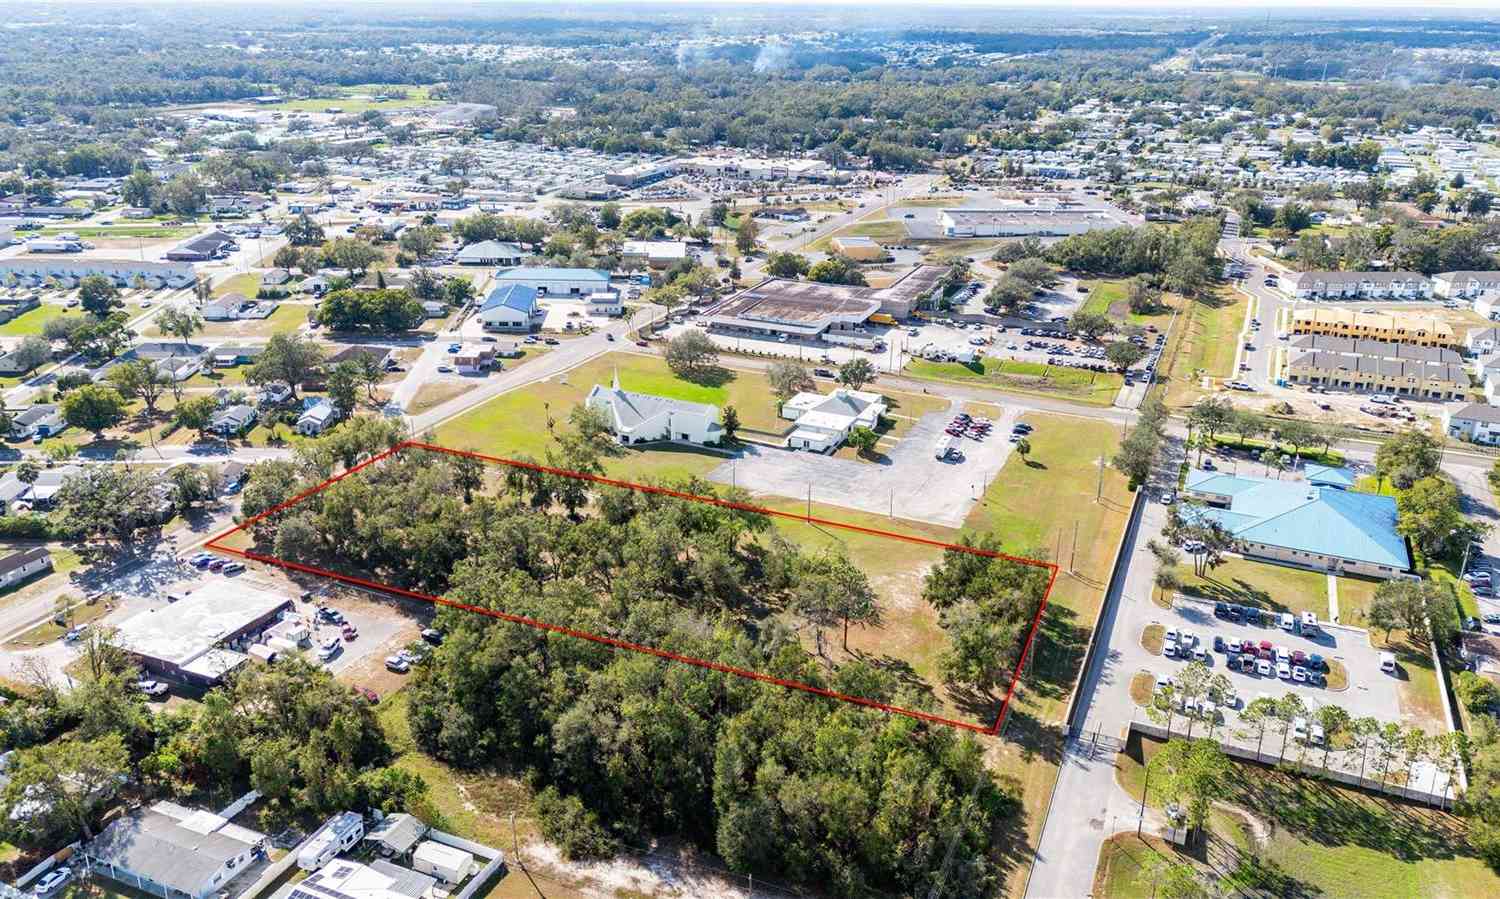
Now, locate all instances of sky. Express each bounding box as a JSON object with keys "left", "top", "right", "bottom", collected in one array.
[{"left": 579, "top": 0, "right": 1500, "bottom": 9}]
